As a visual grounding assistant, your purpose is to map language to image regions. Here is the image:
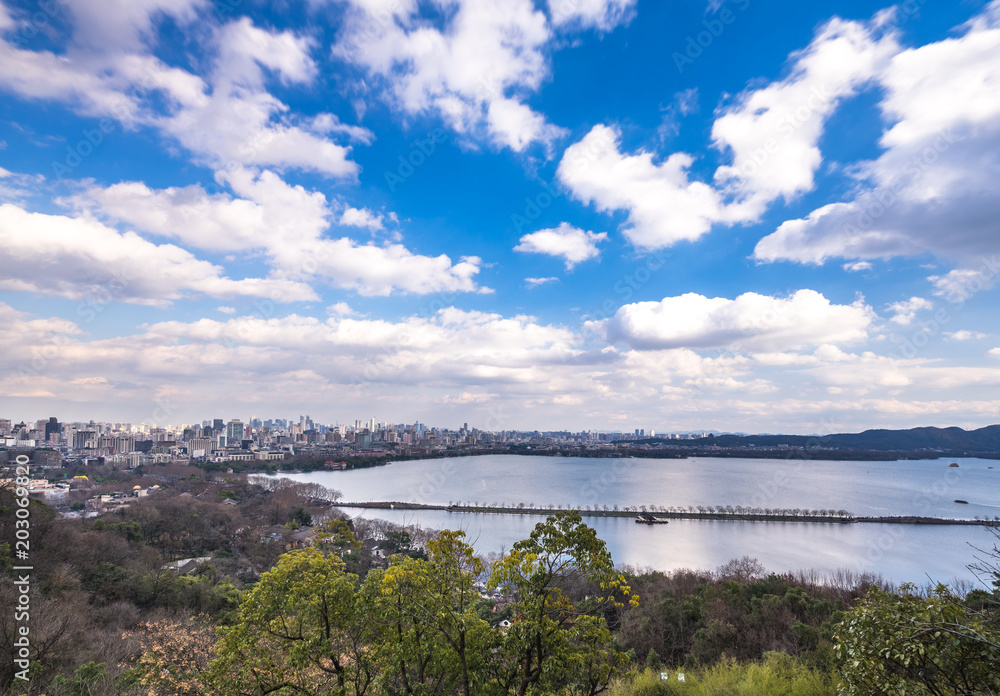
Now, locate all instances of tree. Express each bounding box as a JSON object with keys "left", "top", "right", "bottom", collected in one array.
[
  {"left": 835, "top": 583, "right": 1000, "bottom": 695},
  {"left": 487, "top": 512, "right": 635, "bottom": 696},
  {"left": 361, "top": 530, "right": 490, "bottom": 696},
  {"left": 128, "top": 616, "right": 219, "bottom": 696},
  {"left": 207, "top": 547, "right": 371, "bottom": 696}
]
